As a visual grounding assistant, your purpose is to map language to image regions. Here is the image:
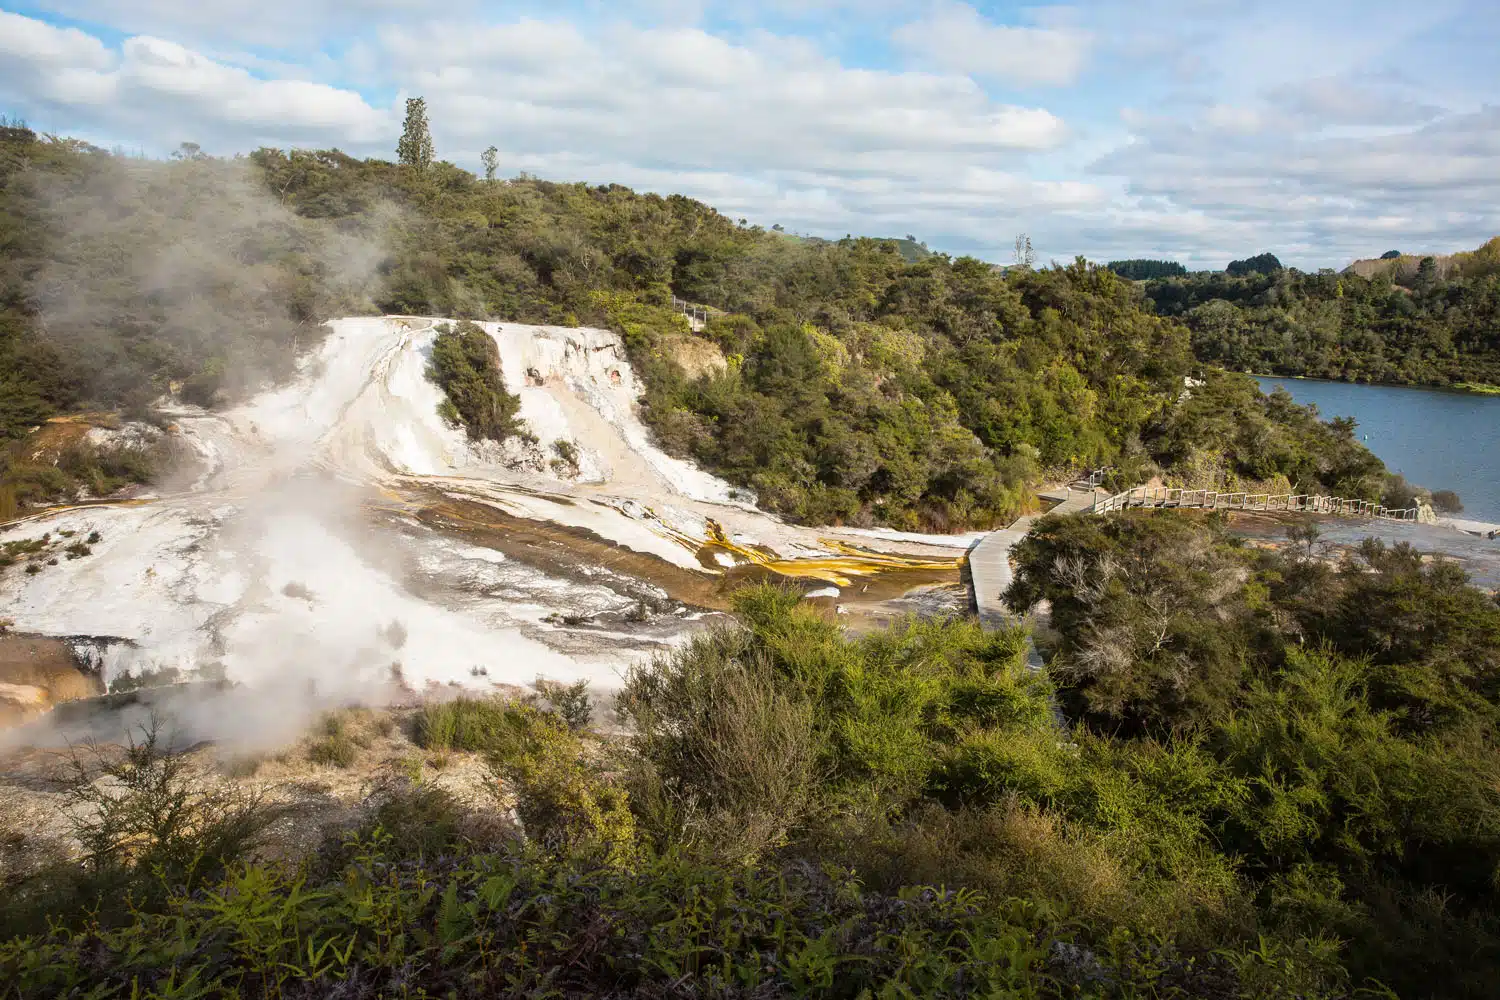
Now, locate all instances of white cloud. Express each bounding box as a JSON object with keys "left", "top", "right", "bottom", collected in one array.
[
  {"left": 0, "top": 10, "right": 113, "bottom": 68},
  {"left": 0, "top": 10, "right": 1080, "bottom": 255},
  {"left": 1089, "top": 102, "right": 1500, "bottom": 266},
  {"left": 379, "top": 14, "right": 1089, "bottom": 242},
  {"left": 1264, "top": 75, "right": 1445, "bottom": 127},
  {"left": 21, "top": 0, "right": 452, "bottom": 48},
  {"left": 378, "top": 18, "right": 1069, "bottom": 170},
  {"left": 891, "top": 2, "right": 1092, "bottom": 87},
  {"left": 4, "top": 0, "right": 1498, "bottom": 269},
  {"left": 0, "top": 13, "right": 390, "bottom": 148}
]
